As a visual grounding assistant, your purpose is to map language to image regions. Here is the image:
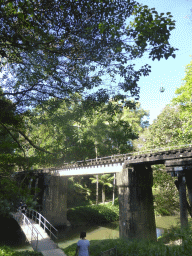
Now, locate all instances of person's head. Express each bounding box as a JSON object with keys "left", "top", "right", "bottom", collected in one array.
[{"left": 80, "top": 231, "right": 86, "bottom": 239}]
